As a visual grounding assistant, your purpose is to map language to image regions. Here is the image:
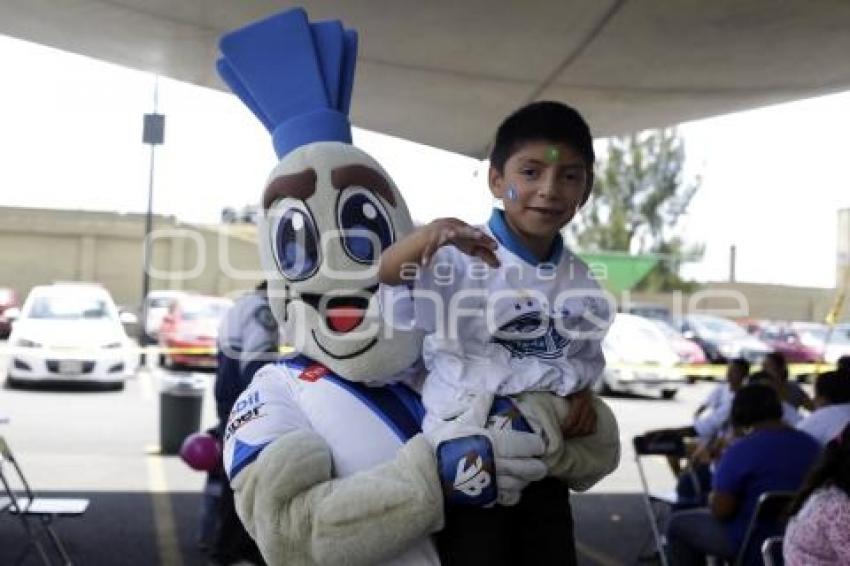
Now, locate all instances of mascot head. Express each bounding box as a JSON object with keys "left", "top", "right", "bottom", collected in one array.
[{"left": 217, "top": 8, "right": 421, "bottom": 381}]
